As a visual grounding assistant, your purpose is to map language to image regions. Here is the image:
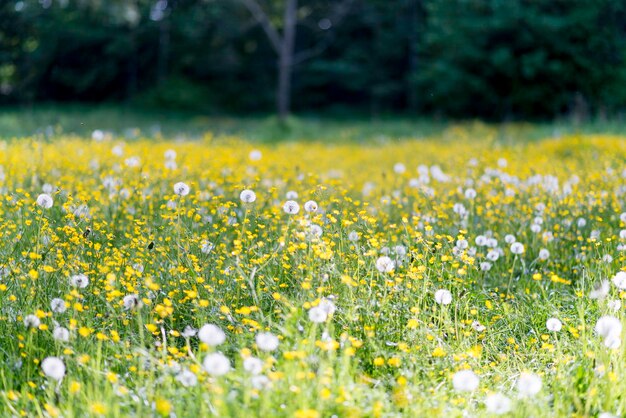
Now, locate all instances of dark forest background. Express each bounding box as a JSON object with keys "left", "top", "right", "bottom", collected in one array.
[{"left": 2, "top": 0, "right": 626, "bottom": 121}]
